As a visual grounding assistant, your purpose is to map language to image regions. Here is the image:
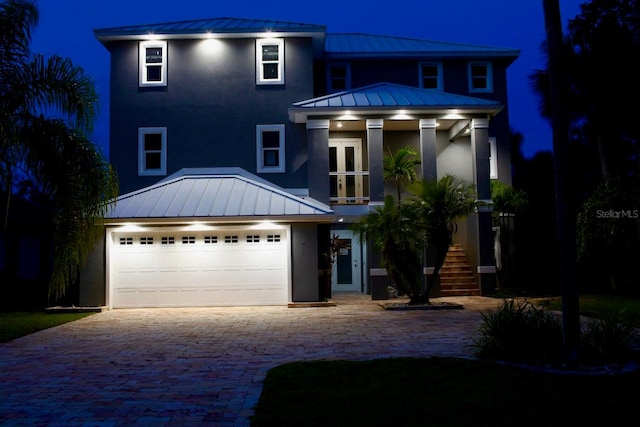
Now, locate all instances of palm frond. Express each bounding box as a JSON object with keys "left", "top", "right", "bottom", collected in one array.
[
  {"left": 18, "top": 117, "right": 118, "bottom": 300},
  {"left": 0, "top": 0, "right": 38, "bottom": 68},
  {"left": 24, "top": 54, "right": 98, "bottom": 132}
]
